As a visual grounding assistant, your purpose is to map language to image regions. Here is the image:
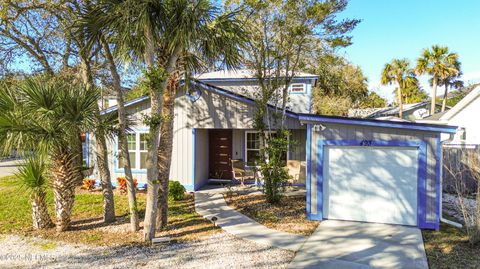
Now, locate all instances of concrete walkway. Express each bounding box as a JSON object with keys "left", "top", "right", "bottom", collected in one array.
[
  {"left": 194, "top": 186, "right": 307, "bottom": 252},
  {"left": 289, "top": 220, "right": 429, "bottom": 269}
]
